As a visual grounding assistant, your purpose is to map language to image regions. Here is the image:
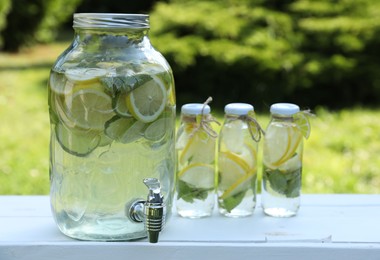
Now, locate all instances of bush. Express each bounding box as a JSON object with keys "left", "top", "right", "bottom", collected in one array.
[
  {"left": 0, "top": 0, "right": 10, "bottom": 47},
  {"left": 0, "top": 0, "right": 81, "bottom": 52},
  {"left": 75, "top": 0, "right": 158, "bottom": 14},
  {"left": 150, "top": 0, "right": 380, "bottom": 109}
]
